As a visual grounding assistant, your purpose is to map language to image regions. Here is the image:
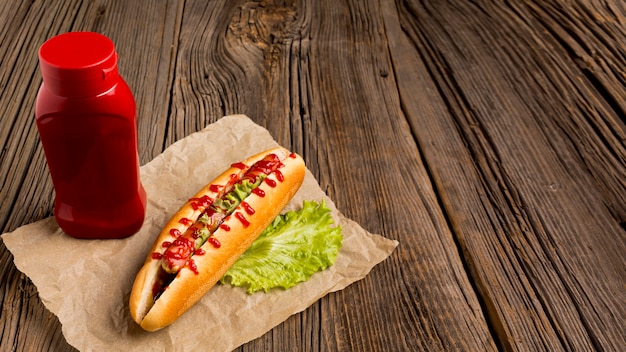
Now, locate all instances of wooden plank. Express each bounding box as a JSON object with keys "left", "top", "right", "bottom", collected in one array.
[
  {"left": 2, "top": 0, "right": 623, "bottom": 350},
  {"left": 172, "top": 0, "right": 496, "bottom": 350},
  {"left": 66, "top": 0, "right": 185, "bottom": 163},
  {"left": 0, "top": 10, "right": 78, "bottom": 350},
  {"left": 388, "top": 0, "right": 626, "bottom": 350},
  {"left": 0, "top": 0, "right": 182, "bottom": 351}
]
